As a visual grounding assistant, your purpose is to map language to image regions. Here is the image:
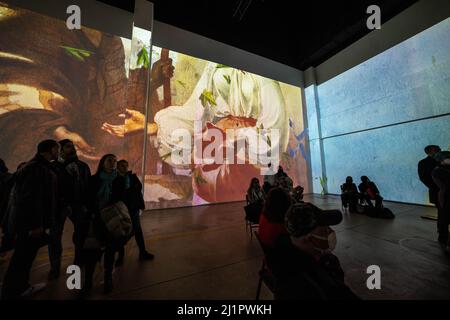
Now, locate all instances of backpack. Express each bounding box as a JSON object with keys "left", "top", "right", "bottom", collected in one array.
[{"left": 99, "top": 201, "right": 133, "bottom": 245}]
